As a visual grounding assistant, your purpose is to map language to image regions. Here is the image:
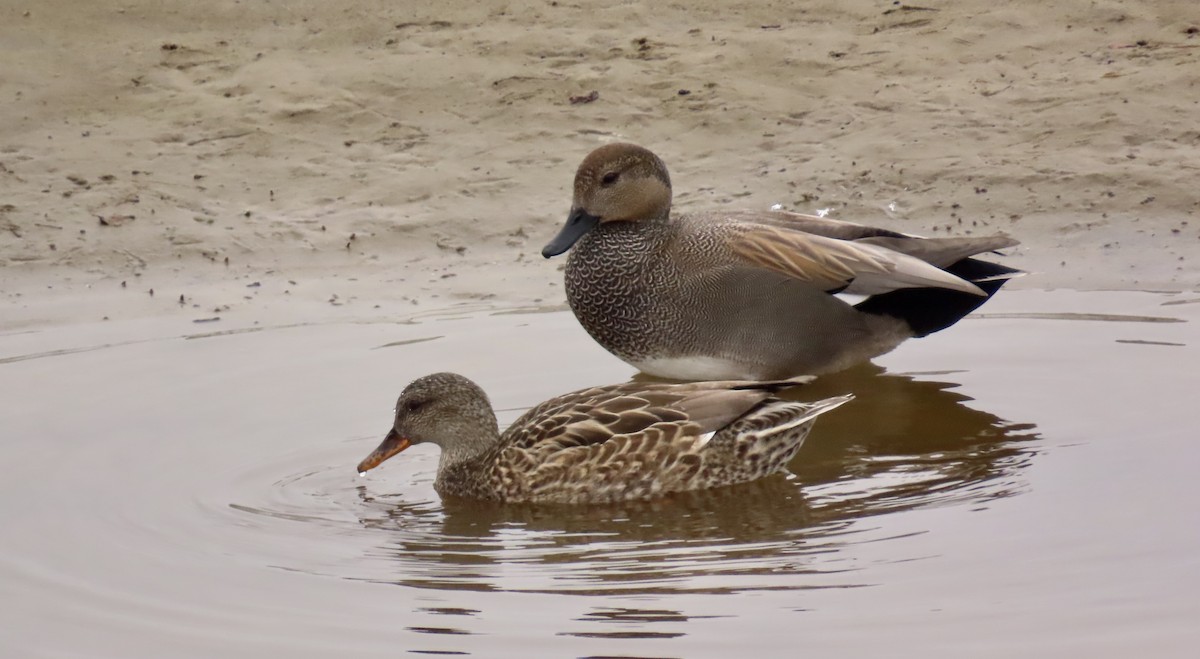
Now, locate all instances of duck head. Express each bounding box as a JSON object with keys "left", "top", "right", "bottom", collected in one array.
[
  {"left": 541, "top": 143, "right": 673, "bottom": 257},
  {"left": 356, "top": 372, "right": 499, "bottom": 474}
]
